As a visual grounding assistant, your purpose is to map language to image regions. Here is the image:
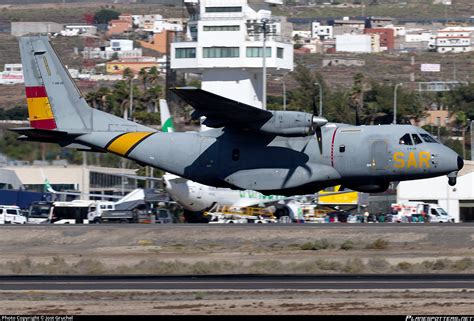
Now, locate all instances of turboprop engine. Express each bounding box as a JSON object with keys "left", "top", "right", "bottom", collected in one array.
[{"left": 255, "top": 111, "right": 328, "bottom": 137}]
